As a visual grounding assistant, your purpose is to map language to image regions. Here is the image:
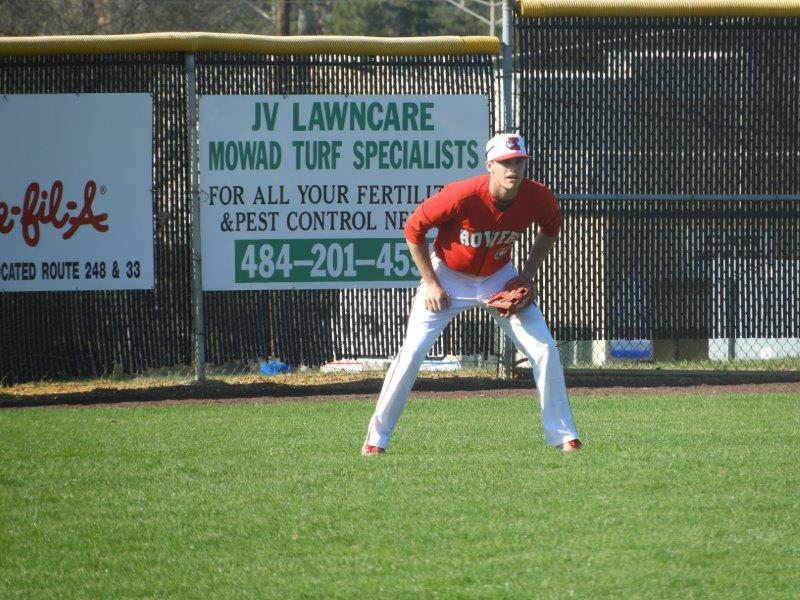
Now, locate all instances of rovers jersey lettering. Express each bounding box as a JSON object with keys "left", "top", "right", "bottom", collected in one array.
[{"left": 458, "top": 229, "right": 520, "bottom": 248}]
